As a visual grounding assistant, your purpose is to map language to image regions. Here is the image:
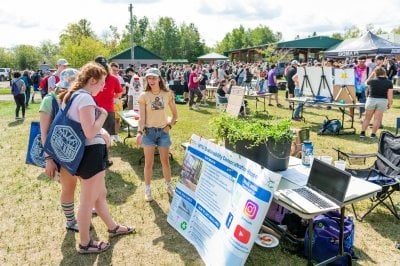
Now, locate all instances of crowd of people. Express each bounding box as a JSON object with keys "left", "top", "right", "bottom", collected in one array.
[{"left": 11, "top": 52, "right": 397, "bottom": 254}]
